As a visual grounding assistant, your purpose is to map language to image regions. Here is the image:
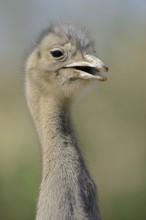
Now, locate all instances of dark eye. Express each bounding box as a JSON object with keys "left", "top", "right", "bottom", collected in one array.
[
  {"left": 50, "top": 48, "right": 64, "bottom": 59},
  {"left": 51, "top": 50, "right": 63, "bottom": 58}
]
